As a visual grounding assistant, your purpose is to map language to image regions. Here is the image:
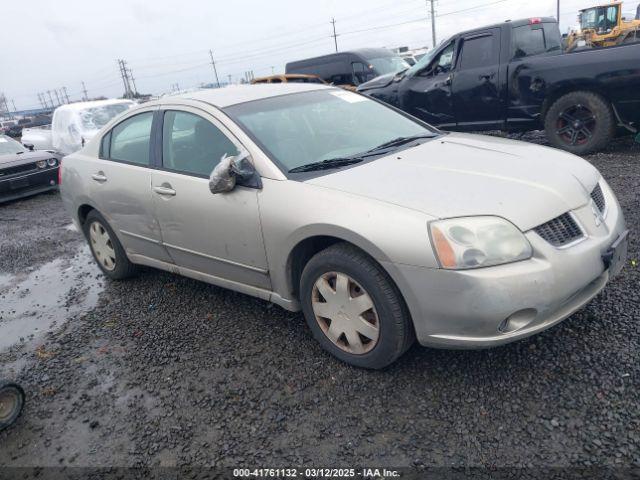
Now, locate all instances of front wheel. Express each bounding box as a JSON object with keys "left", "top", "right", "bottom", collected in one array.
[
  {"left": 544, "top": 91, "right": 615, "bottom": 155},
  {"left": 299, "top": 243, "right": 414, "bottom": 369}
]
